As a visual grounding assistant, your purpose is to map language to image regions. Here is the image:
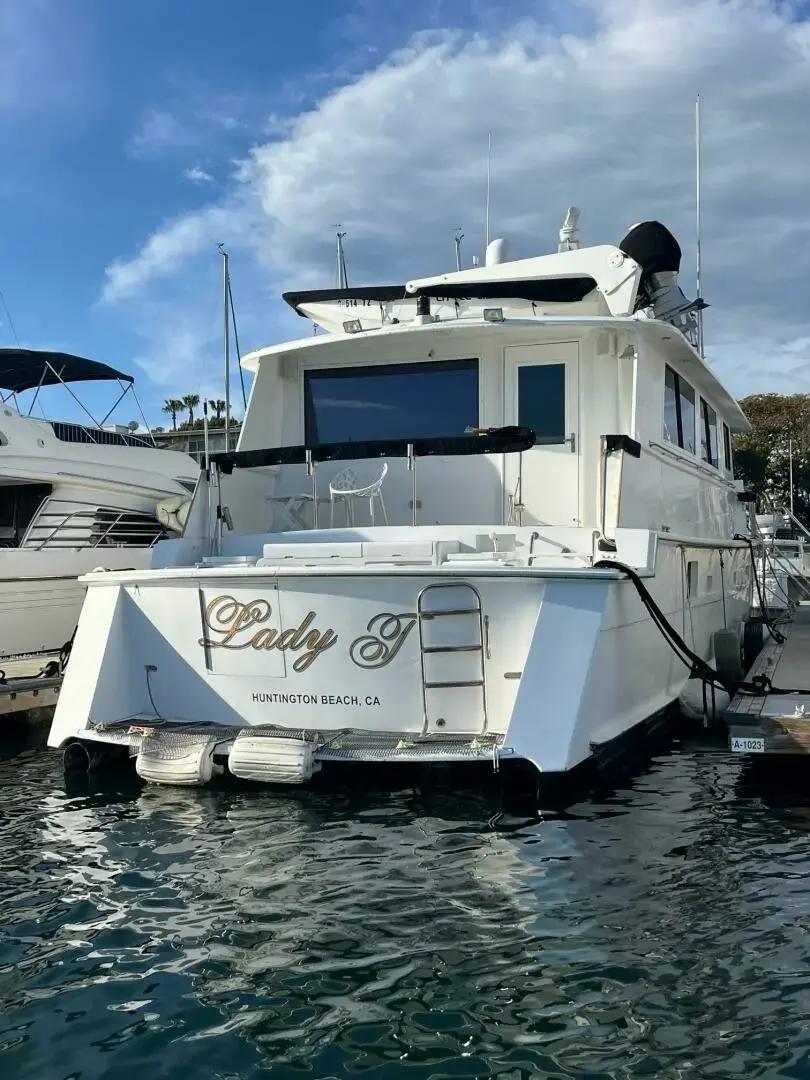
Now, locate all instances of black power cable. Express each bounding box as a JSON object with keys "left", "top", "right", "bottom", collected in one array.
[
  {"left": 733, "top": 534, "right": 786, "bottom": 643},
  {"left": 594, "top": 558, "right": 810, "bottom": 699}
]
